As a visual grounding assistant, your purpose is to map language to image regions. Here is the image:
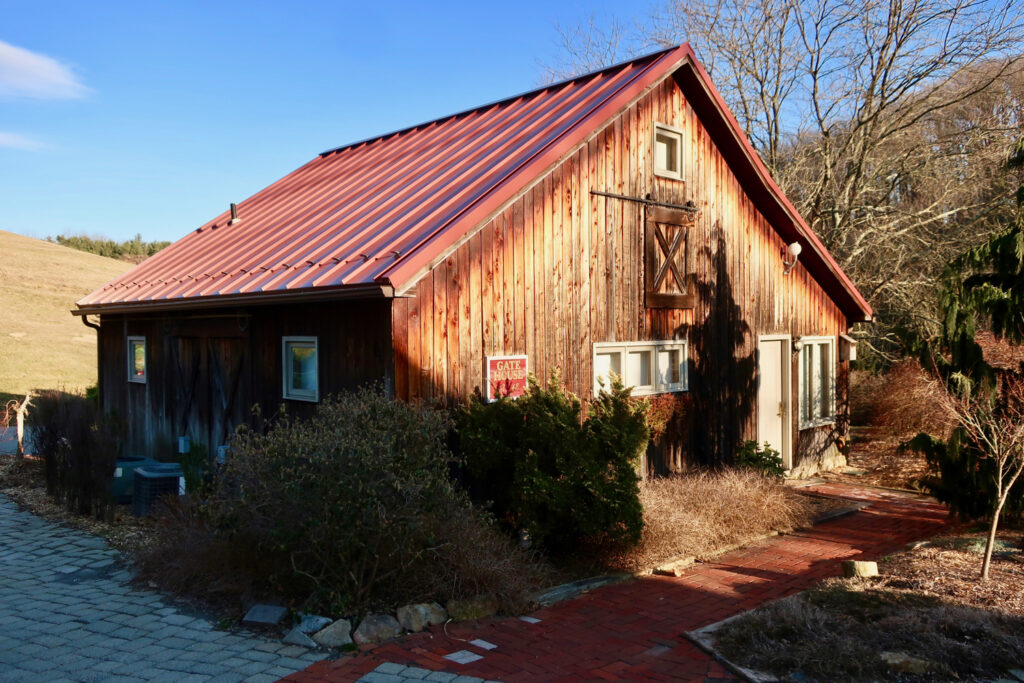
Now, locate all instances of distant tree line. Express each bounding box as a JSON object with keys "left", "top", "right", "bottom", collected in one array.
[{"left": 47, "top": 233, "right": 170, "bottom": 263}]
